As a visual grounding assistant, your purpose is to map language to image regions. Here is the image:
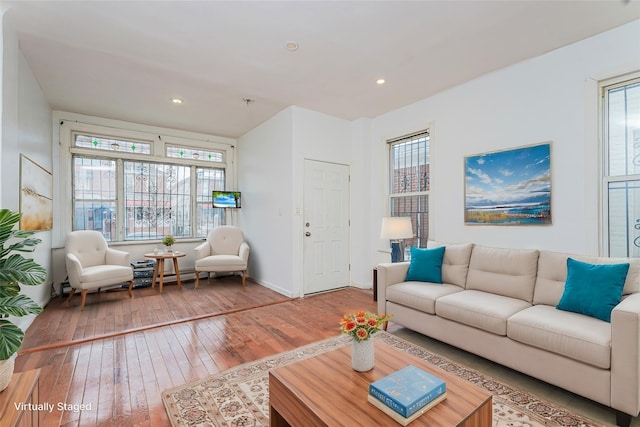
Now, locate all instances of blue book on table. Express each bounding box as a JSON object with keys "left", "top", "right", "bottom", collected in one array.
[{"left": 369, "top": 365, "right": 446, "bottom": 418}]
